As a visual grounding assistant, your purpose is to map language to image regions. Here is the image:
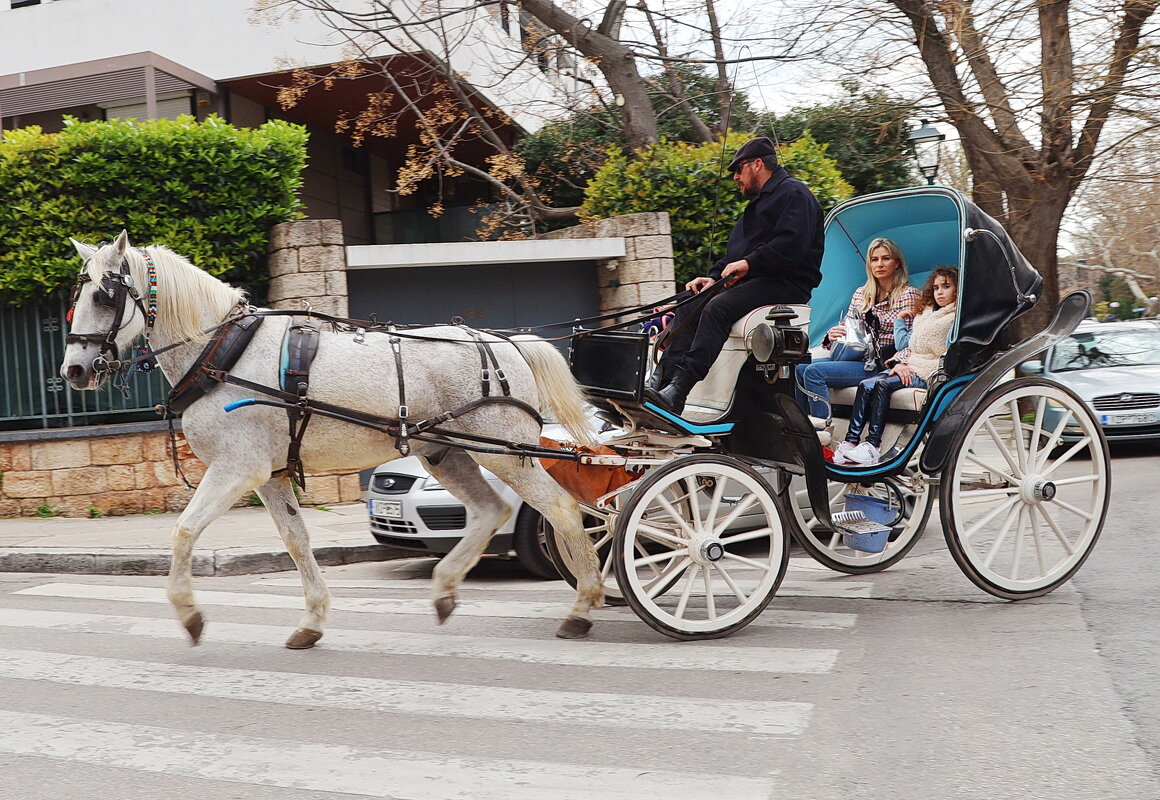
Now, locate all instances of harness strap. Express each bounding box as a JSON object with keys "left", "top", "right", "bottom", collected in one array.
[
  {"left": 388, "top": 329, "right": 410, "bottom": 456},
  {"left": 281, "top": 319, "right": 322, "bottom": 488},
  {"left": 165, "top": 312, "right": 265, "bottom": 415}
]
